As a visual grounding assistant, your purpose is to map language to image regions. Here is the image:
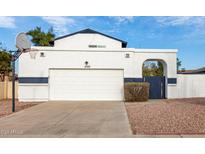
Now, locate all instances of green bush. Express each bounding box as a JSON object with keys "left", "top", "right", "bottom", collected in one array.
[{"left": 124, "top": 82, "right": 150, "bottom": 102}]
